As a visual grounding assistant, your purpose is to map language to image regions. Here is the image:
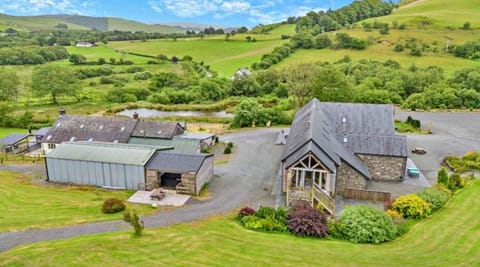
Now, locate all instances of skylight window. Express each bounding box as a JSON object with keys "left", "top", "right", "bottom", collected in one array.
[
  {"left": 99, "top": 125, "right": 104, "bottom": 130},
  {"left": 113, "top": 140, "right": 118, "bottom": 143},
  {"left": 70, "top": 136, "right": 76, "bottom": 142},
  {"left": 46, "top": 135, "right": 52, "bottom": 141},
  {"left": 121, "top": 126, "right": 125, "bottom": 132},
  {"left": 56, "top": 123, "right": 61, "bottom": 127},
  {"left": 157, "top": 130, "right": 162, "bottom": 134},
  {"left": 80, "top": 124, "right": 84, "bottom": 129},
  {"left": 88, "top": 138, "right": 93, "bottom": 142},
  {"left": 343, "top": 137, "right": 348, "bottom": 143},
  {"left": 342, "top": 117, "right": 347, "bottom": 123}
]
